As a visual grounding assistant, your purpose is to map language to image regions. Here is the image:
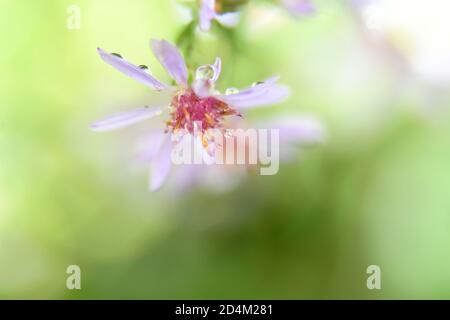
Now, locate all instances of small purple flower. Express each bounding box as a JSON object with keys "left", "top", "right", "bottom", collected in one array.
[
  {"left": 280, "top": 0, "right": 315, "bottom": 16},
  {"left": 92, "top": 39, "right": 291, "bottom": 191},
  {"left": 199, "top": 0, "right": 241, "bottom": 32}
]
